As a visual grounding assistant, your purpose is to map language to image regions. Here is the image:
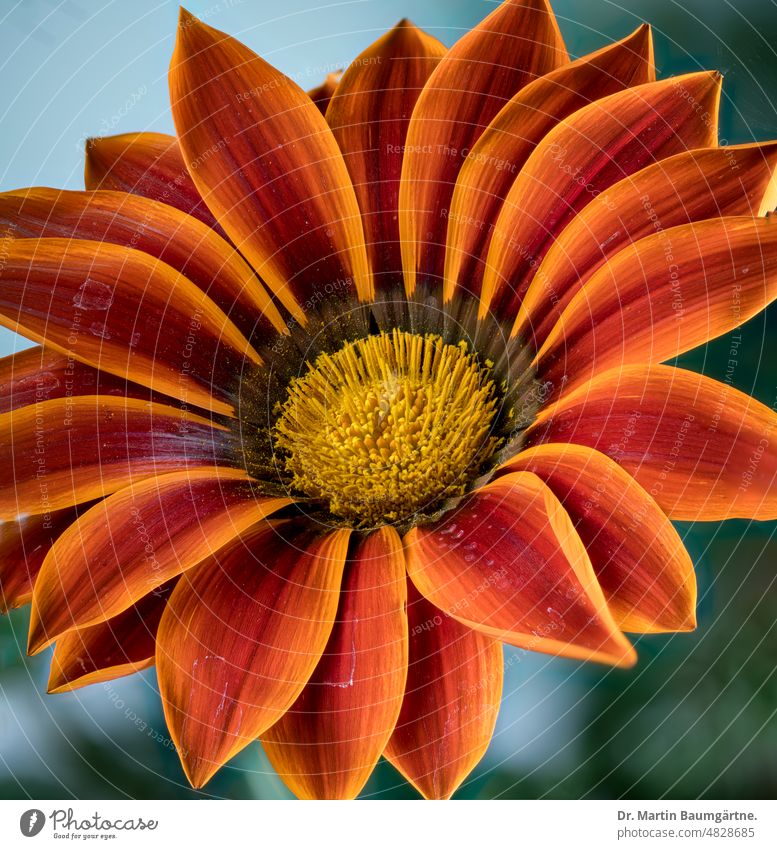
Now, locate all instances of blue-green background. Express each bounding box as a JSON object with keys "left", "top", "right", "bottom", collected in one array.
[{"left": 1, "top": 0, "right": 775, "bottom": 799}]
